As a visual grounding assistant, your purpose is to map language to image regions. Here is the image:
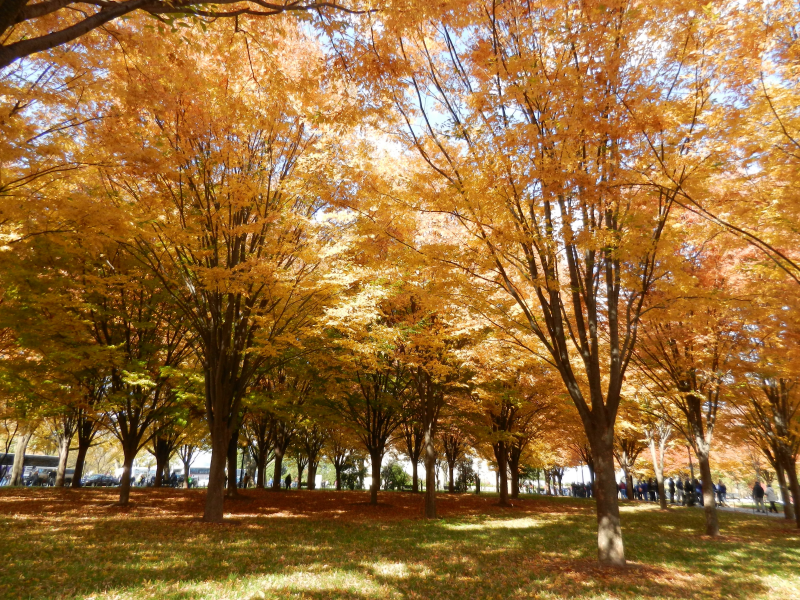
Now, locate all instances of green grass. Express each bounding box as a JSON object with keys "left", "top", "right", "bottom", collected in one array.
[{"left": 0, "top": 488, "right": 798, "bottom": 600}]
